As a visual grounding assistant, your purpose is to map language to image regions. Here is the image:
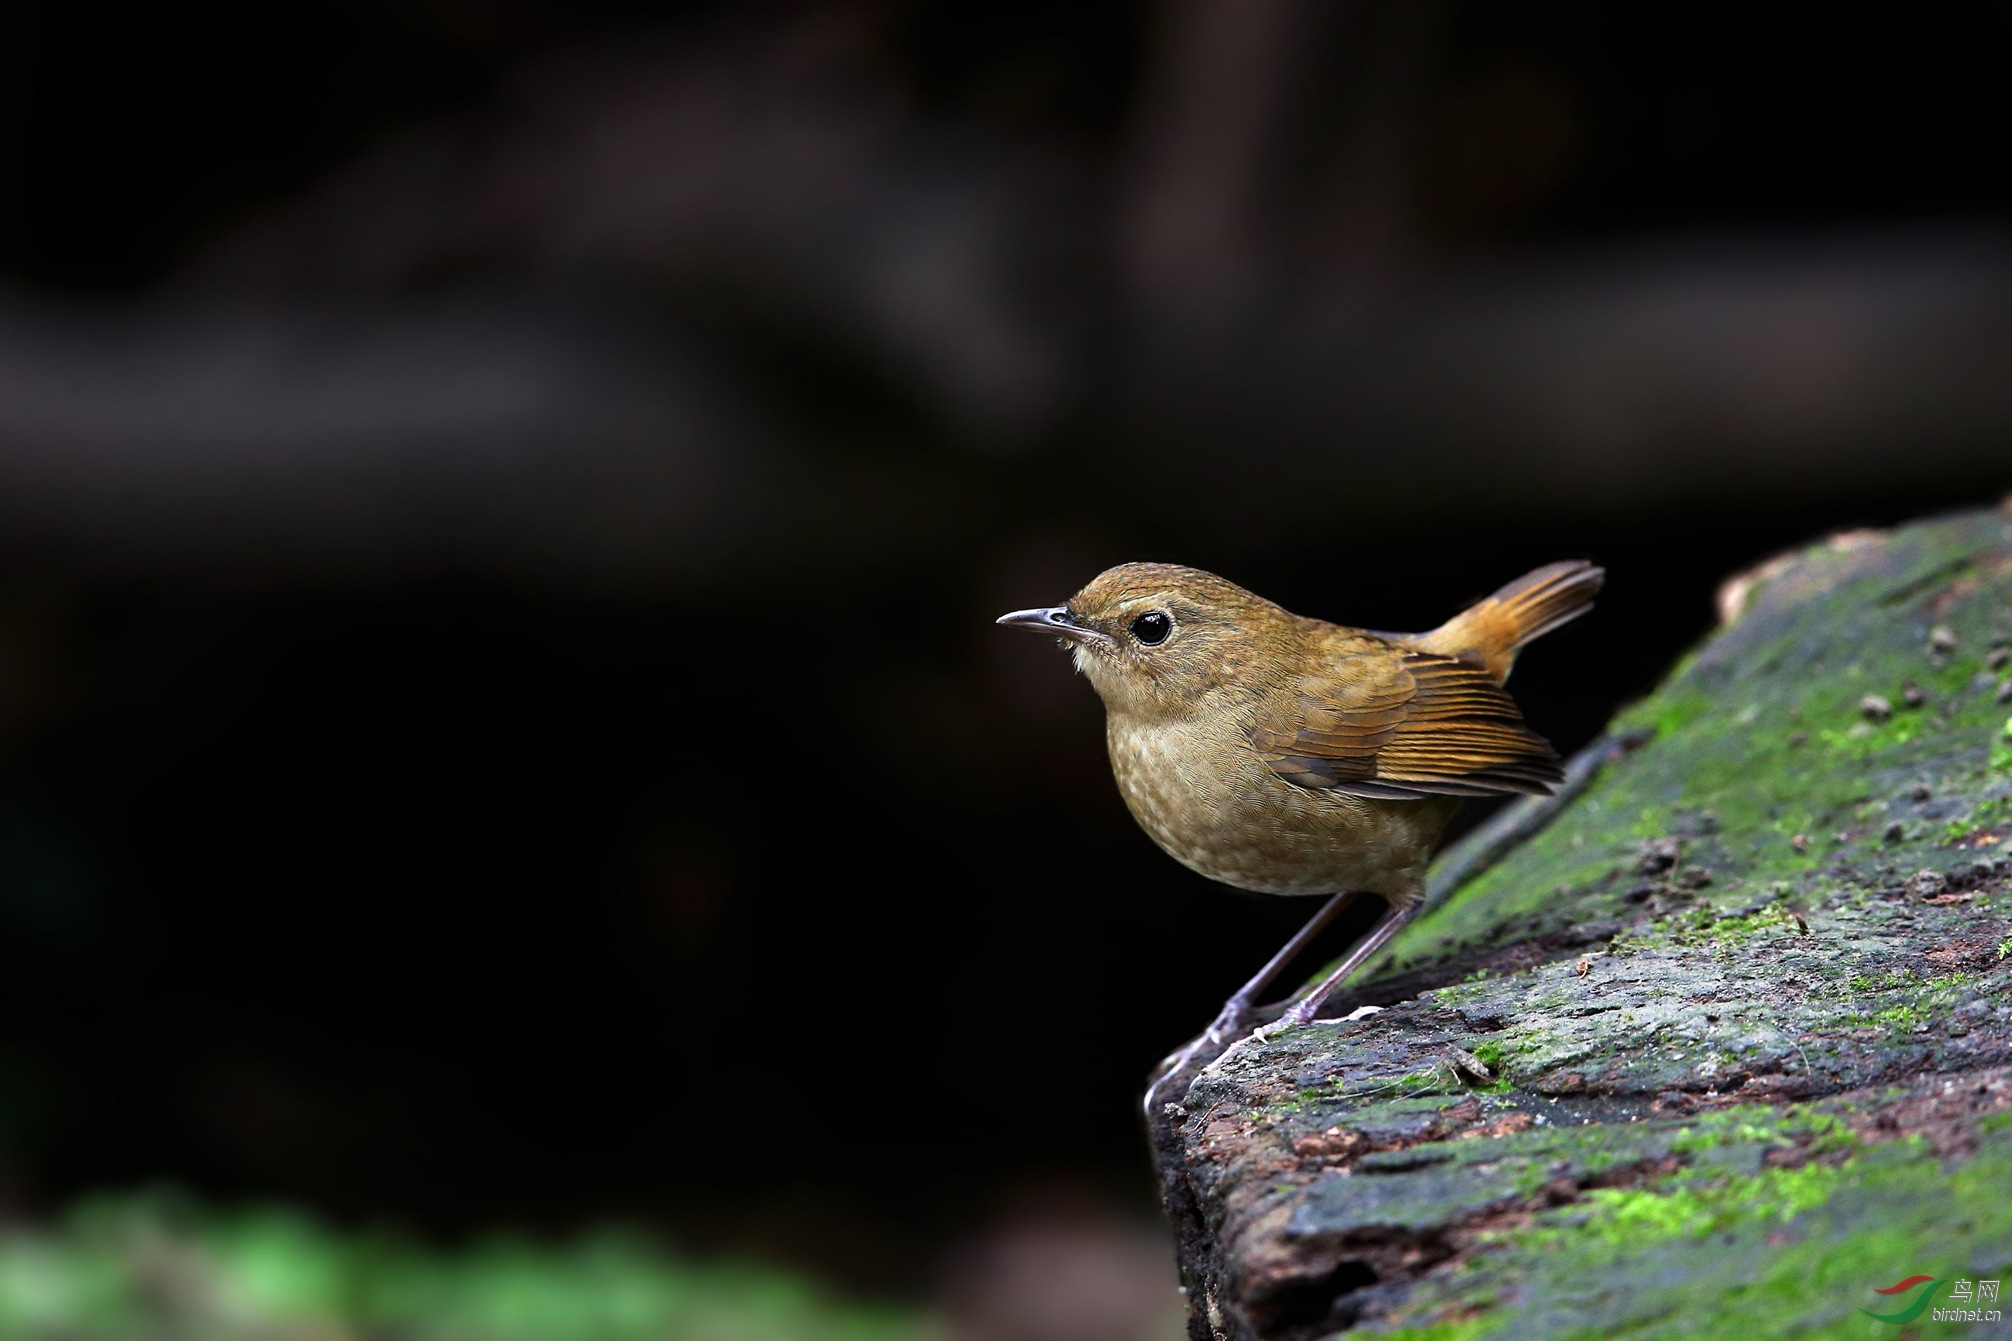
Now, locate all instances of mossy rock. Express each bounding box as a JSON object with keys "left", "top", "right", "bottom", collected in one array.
[{"left": 1149, "top": 503, "right": 2012, "bottom": 1340}]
